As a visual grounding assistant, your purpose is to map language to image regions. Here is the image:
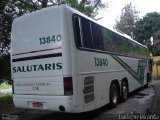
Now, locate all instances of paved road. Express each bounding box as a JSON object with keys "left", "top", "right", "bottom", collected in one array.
[
  {"left": 16, "top": 85, "right": 155, "bottom": 120},
  {"left": 151, "top": 80, "right": 160, "bottom": 114}
]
